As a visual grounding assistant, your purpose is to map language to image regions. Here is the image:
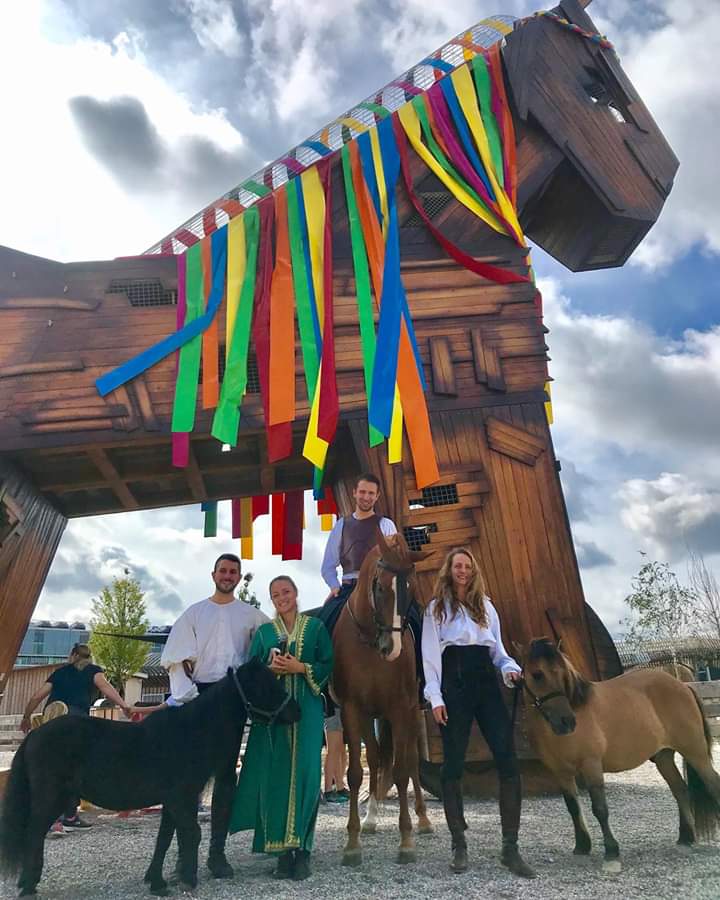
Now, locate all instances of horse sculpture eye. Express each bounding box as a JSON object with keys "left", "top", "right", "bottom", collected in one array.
[{"left": 532, "top": 672, "right": 544, "bottom": 682}]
